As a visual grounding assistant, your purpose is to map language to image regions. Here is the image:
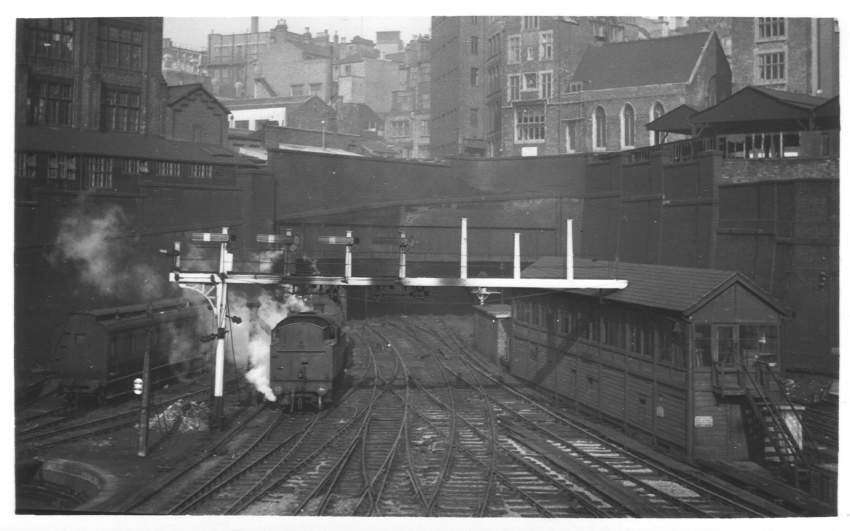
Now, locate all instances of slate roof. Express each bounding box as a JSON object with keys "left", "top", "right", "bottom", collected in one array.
[
  {"left": 572, "top": 32, "right": 712, "bottom": 90},
  {"left": 16, "top": 126, "right": 258, "bottom": 167},
  {"left": 645, "top": 104, "right": 698, "bottom": 133},
  {"left": 522, "top": 256, "right": 785, "bottom": 316},
  {"left": 689, "top": 86, "right": 829, "bottom": 127},
  {"left": 223, "top": 95, "right": 324, "bottom": 110}
]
